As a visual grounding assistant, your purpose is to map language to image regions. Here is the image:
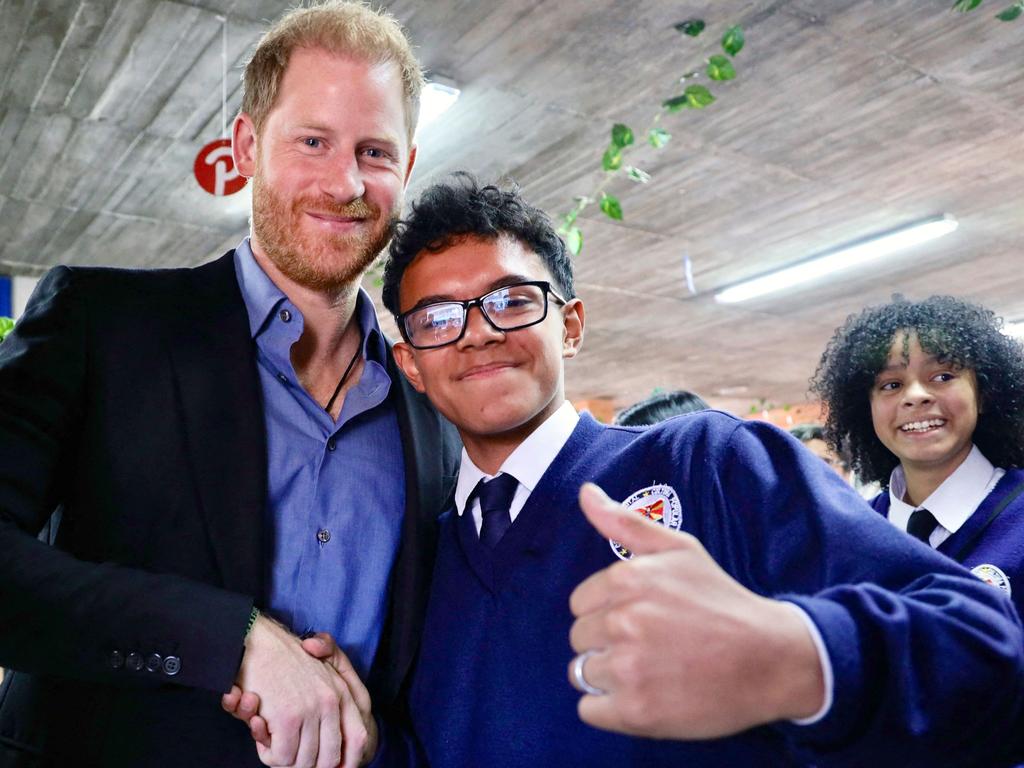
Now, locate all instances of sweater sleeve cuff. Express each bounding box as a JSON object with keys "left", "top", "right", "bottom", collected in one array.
[
  {"left": 779, "top": 600, "right": 833, "bottom": 725},
  {"left": 773, "top": 594, "right": 865, "bottom": 747}
]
